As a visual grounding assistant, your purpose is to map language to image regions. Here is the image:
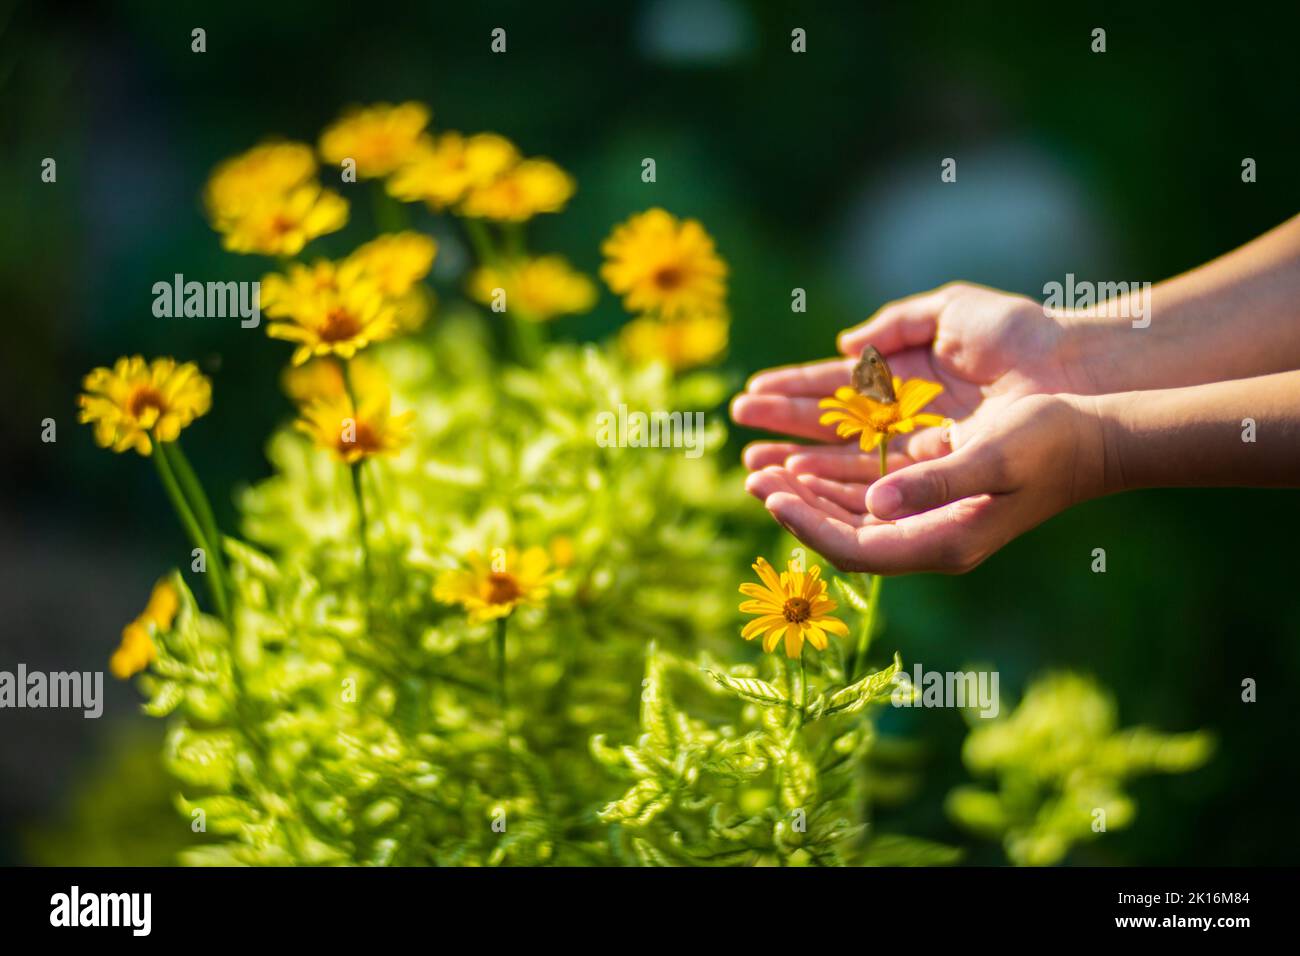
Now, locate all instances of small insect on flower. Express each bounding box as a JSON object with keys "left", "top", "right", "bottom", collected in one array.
[
  {"left": 319, "top": 102, "right": 432, "bottom": 179},
  {"left": 78, "top": 357, "right": 212, "bottom": 456},
  {"left": 459, "top": 158, "right": 575, "bottom": 221},
  {"left": 294, "top": 361, "right": 414, "bottom": 464},
  {"left": 434, "top": 547, "right": 559, "bottom": 623},
  {"left": 618, "top": 313, "right": 729, "bottom": 371},
  {"left": 818, "top": 375, "right": 945, "bottom": 452},
  {"left": 468, "top": 256, "right": 597, "bottom": 322},
  {"left": 386, "top": 131, "right": 520, "bottom": 210},
  {"left": 109, "top": 578, "right": 180, "bottom": 679},
  {"left": 601, "top": 208, "right": 728, "bottom": 320},
  {"left": 739, "top": 557, "right": 849, "bottom": 658}
]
